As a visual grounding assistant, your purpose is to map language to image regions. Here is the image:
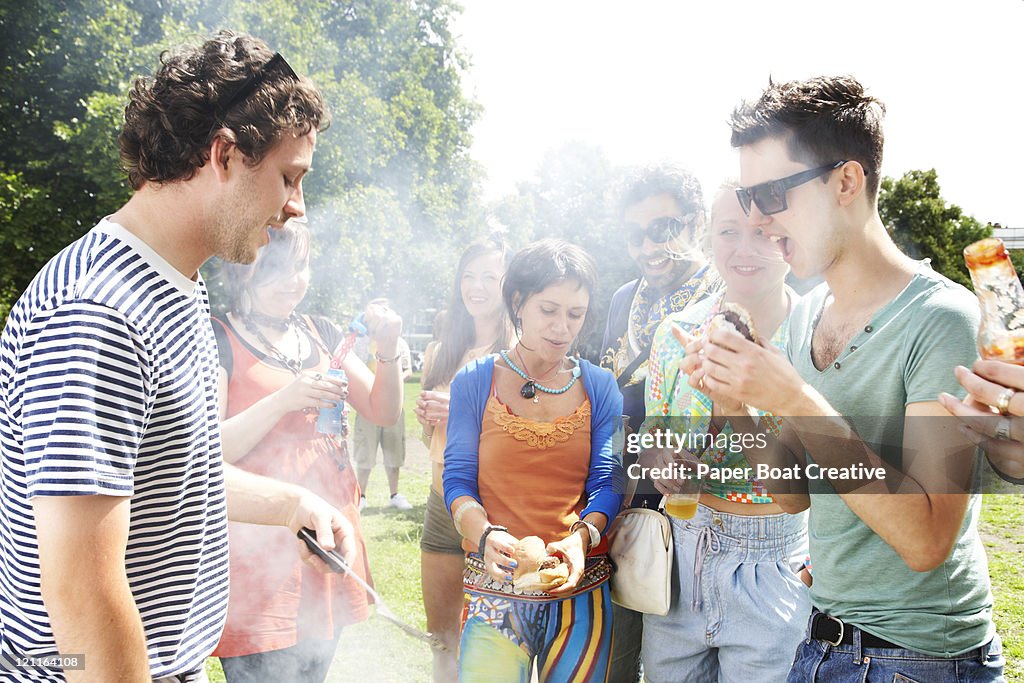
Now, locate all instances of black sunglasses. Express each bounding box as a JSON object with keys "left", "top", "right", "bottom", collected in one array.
[
  {"left": 216, "top": 53, "right": 299, "bottom": 119},
  {"left": 627, "top": 215, "right": 696, "bottom": 248},
  {"left": 735, "top": 160, "right": 847, "bottom": 217}
]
